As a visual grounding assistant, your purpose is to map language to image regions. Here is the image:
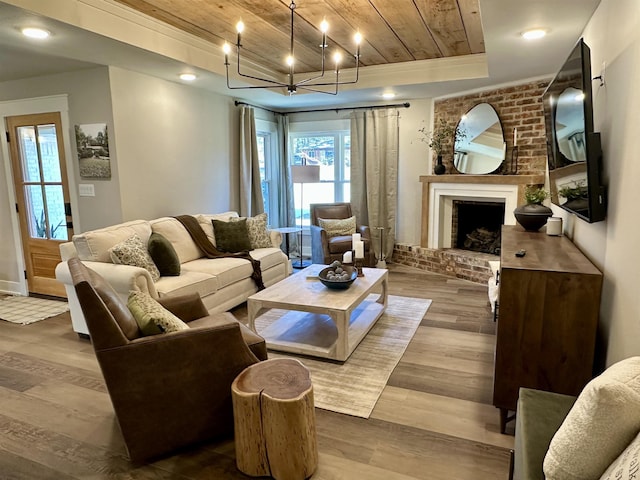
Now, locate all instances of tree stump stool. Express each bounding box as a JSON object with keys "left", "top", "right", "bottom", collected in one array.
[{"left": 231, "top": 358, "right": 318, "bottom": 480}]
